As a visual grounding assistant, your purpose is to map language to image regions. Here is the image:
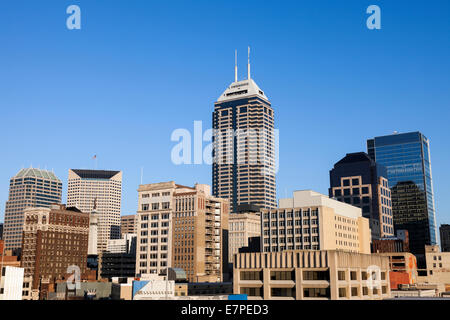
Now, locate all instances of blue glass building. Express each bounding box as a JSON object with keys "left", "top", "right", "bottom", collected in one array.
[{"left": 367, "top": 132, "right": 437, "bottom": 262}]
